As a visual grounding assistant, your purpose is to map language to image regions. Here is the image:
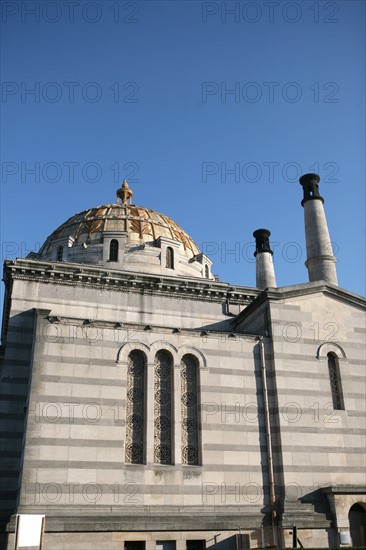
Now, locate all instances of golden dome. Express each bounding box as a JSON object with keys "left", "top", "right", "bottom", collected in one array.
[{"left": 40, "top": 203, "right": 200, "bottom": 257}]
